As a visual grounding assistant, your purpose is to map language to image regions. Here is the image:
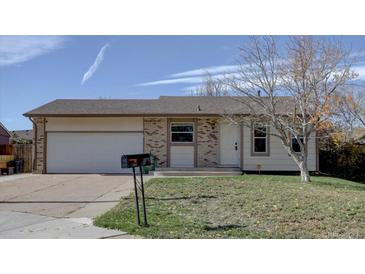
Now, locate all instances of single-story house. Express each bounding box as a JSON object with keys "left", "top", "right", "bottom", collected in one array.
[
  {"left": 0, "top": 122, "right": 11, "bottom": 145},
  {"left": 24, "top": 96, "right": 318, "bottom": 174},
  {"left": 10, "top": 129, "right": 33, "bottom": 144}
]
